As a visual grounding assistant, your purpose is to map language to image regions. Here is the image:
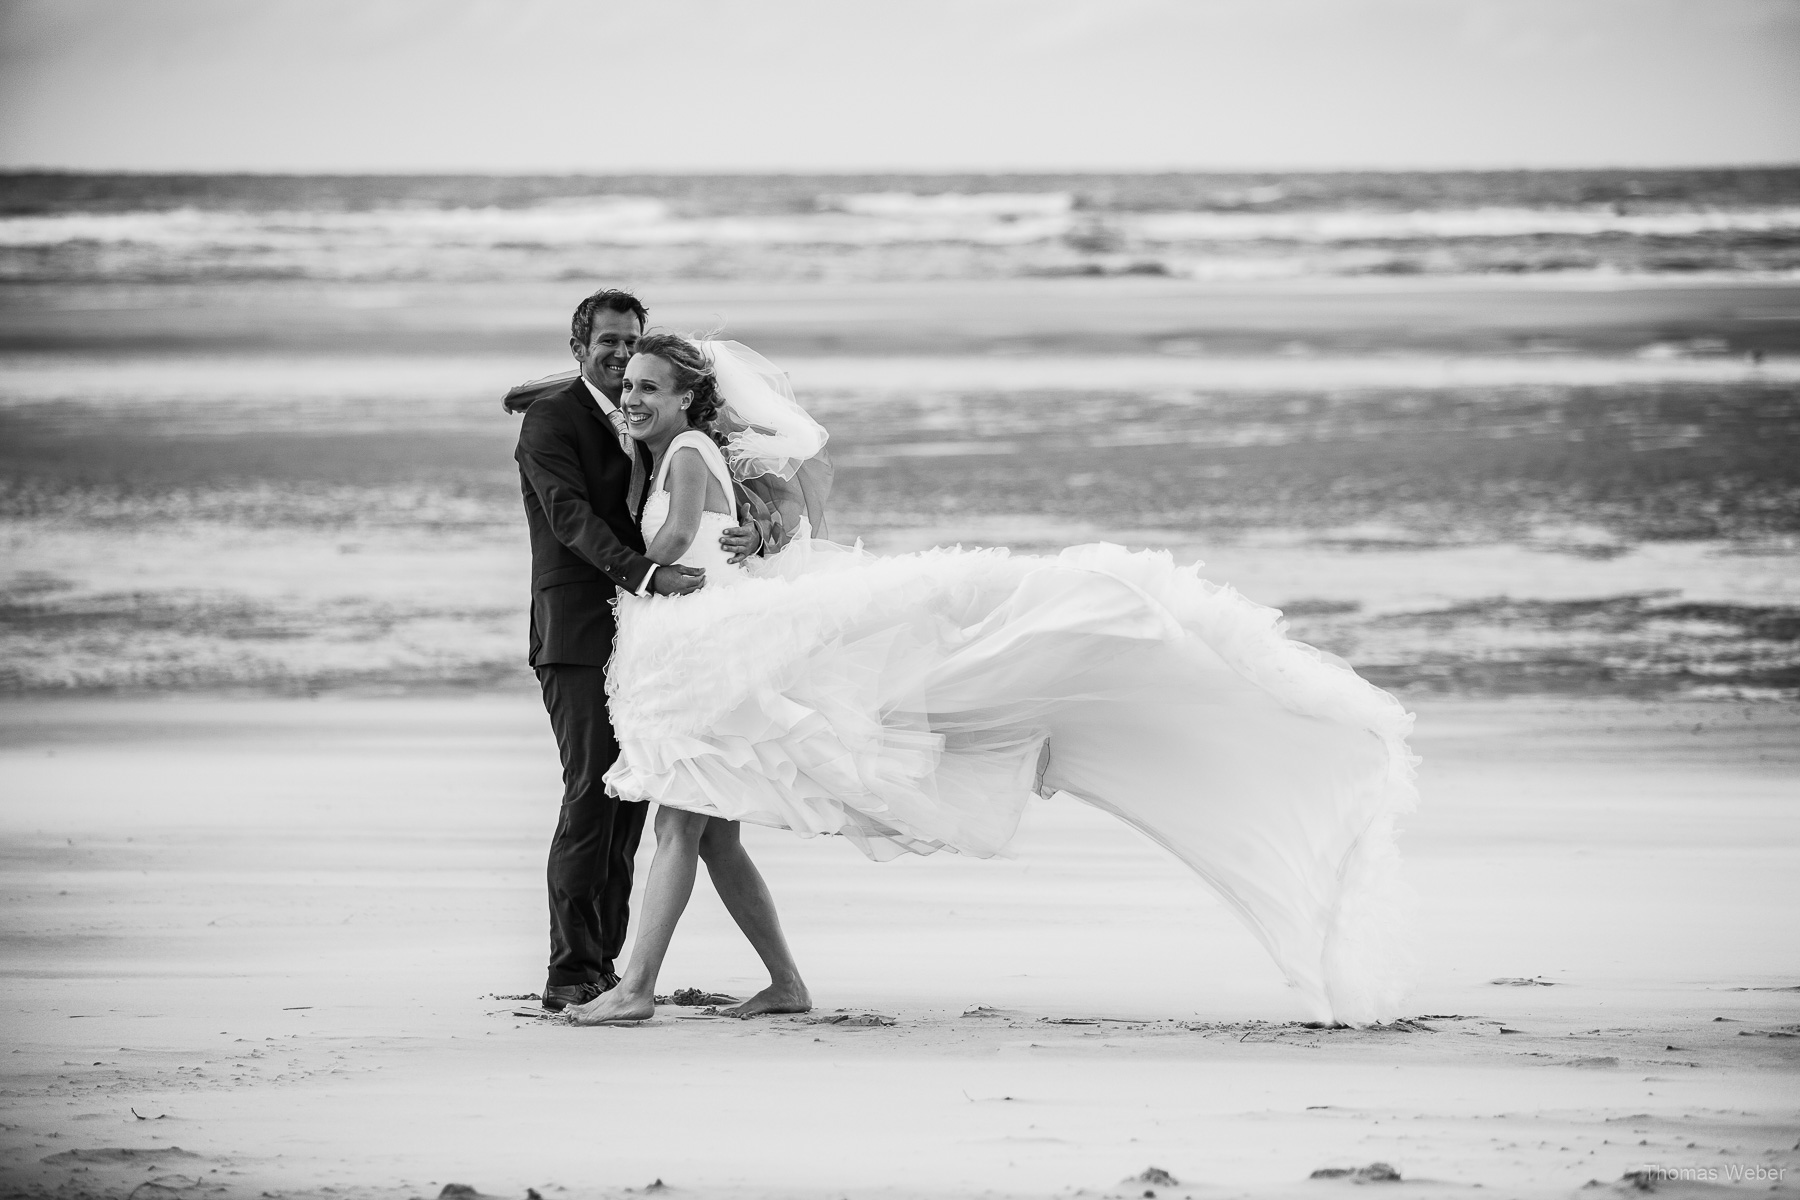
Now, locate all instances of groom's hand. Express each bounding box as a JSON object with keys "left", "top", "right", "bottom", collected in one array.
[
  {"left": 719, "top": 522, "right": 762, "bottom": 565},
  {"left": 649, "top": 565, "right": 706, "bottom": 596}
]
